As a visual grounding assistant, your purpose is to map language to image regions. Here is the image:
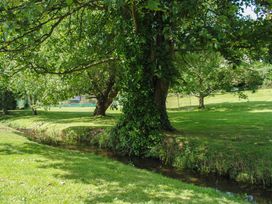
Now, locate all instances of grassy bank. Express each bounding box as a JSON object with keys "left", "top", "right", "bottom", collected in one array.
[
  {"left": 165, "top": 89, "right": 272, "bottom": 186},
  {"left": 169, "top": 101, "right": 272, "bottom": 186},
  {"left": 1, "top": 89, "right": 272, "bottom": 187},
  {"left": 0, "top": 125, "right": 245, "bottom": 203}
]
